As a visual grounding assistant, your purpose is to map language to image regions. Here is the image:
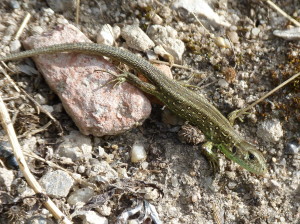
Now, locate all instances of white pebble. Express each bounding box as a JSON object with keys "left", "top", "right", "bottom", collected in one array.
[
  {"left": 31, "top": 26, "right": 44, "bottom": 35},
  {"left": 214, "top": 36, "right": 230, "bottom": 48},
  {"left": 130, "top": 142, "right": 147, "bottom": 163},
  {"left": 141, "top": 161, "right": 149, "bottom": 169},
  {"left": 217, "top": 79, "right": 229, "bottom": 88},
  {"left": 10, "top": 40, "right": 21, "bottom": 53},
  {"left": 191, "top": 194, "right": 198, "bottom": 203},
  {"left": 251, "top": 27, "right": 260, "bottom": 37},
  {"left": 227, "top": 31, "right": 239, "bottom": 44},
  {"left": 77, "top": 165, "right": 85, "bottom": 174},
  {"left": 97, "top": 24, "right": 115, "bottom": 46}
]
